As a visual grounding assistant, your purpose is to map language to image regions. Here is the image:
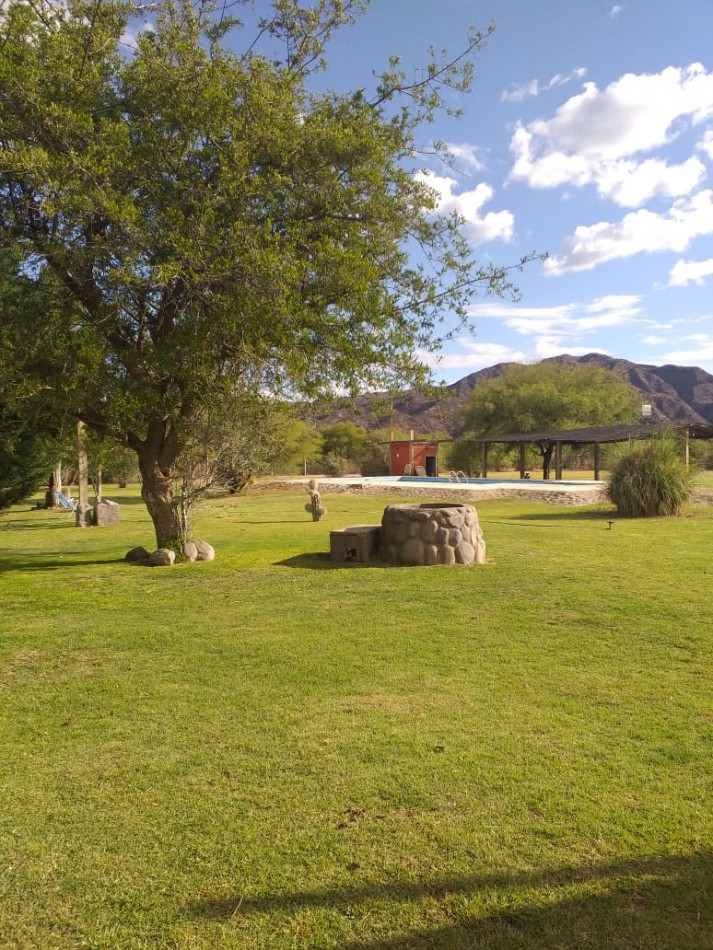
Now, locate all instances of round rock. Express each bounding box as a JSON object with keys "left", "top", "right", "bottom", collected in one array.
[
  {"left": 148, "top": 548, "right": 176, "bottom": 567},
  {"left": 183, "top": 541, "right": 198, "bottom": 563},
  {"left": 194, "top": 540, "right": 215, "bottom": 562},
  {"left": 125, "top": 546, "right": 150, "bottom": 563}
]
